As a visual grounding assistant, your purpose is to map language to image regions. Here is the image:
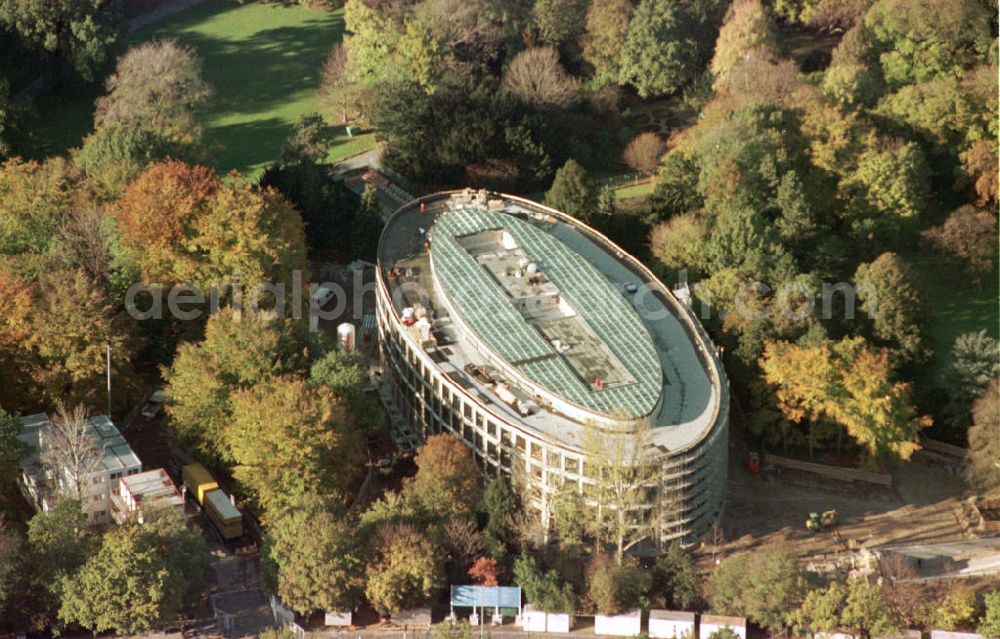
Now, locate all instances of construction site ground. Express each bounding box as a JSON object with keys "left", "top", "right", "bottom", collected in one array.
[{"left": 702, "top": 440, "right": 988, "bottom": 571}]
